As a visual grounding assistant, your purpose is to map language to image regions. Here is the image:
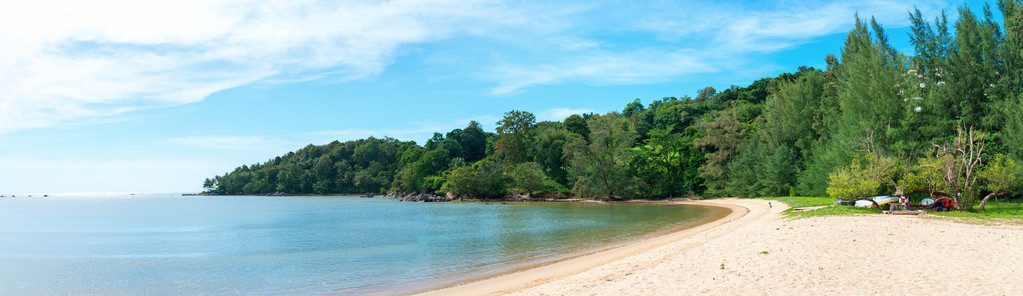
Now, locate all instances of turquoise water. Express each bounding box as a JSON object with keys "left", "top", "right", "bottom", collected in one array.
[{"left": 0, "top": 194, "right": 723, "bottom": 295}]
